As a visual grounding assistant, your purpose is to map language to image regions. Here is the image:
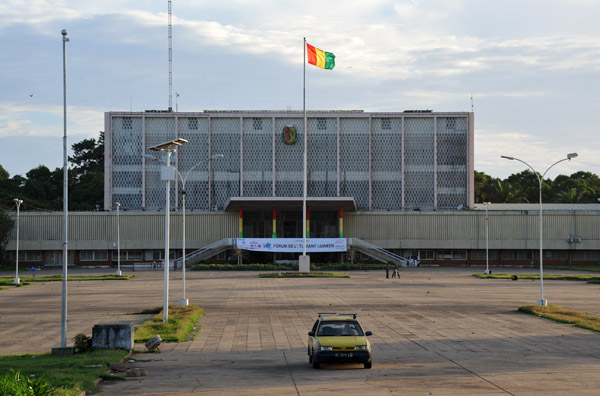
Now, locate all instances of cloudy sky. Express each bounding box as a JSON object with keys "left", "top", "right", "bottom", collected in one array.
[{"left": 1, "top": 0, "right": 599, "bottom": 179}]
